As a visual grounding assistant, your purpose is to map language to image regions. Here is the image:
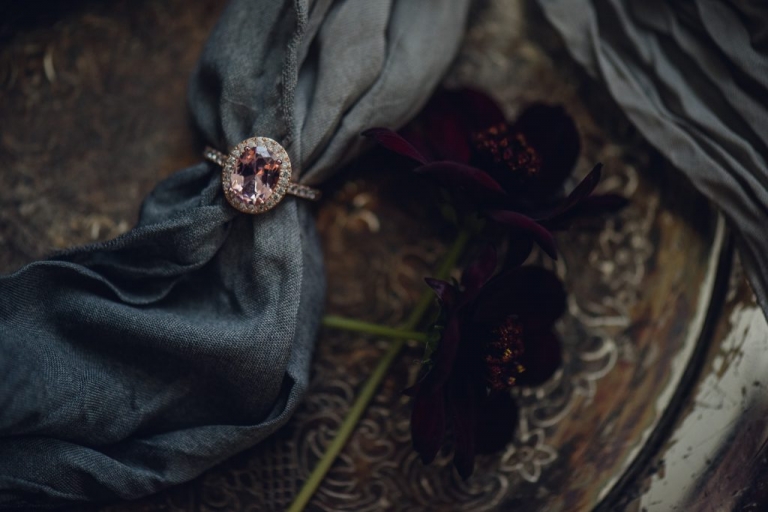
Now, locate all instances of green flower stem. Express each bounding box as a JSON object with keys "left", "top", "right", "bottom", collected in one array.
[
  {"left": 321, "top": 316, "right": 429, "bottom": 342},
  {"left": 288, "top": 227, "right": 472, "bottom": 512}
]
